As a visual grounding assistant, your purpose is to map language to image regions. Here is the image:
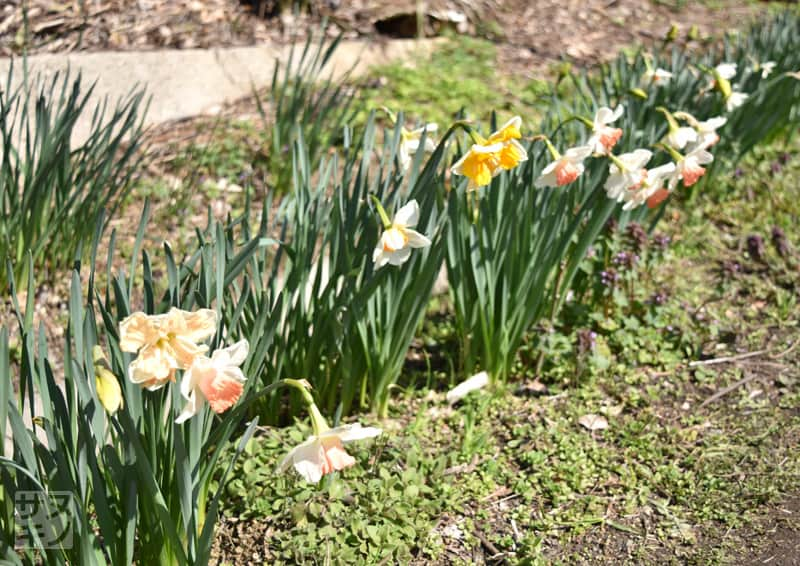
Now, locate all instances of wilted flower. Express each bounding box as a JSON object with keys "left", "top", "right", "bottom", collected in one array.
[
  {"left": 175, "top": 340, "right": 248, "bottom": 424},
  {"left": 93, "top": 346, "right": 123, "bottom": 415},
  {"left": 587, "top": 106, "right": 624, "bottom": 155},
  {"left": 398, "top": 123, "right": 438, "bottom": 170},
  {"left": 372, "top": 199, "right": 432, "bottom": 269},
  {"left": 278, "top": 401, "right": 381, "bottom": 483},
  {"left": 120, "top": 308, "right": 217, "bottom": 390},
  {"left": 534, "top": 145, "right": 593, "bottom": 188}
]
